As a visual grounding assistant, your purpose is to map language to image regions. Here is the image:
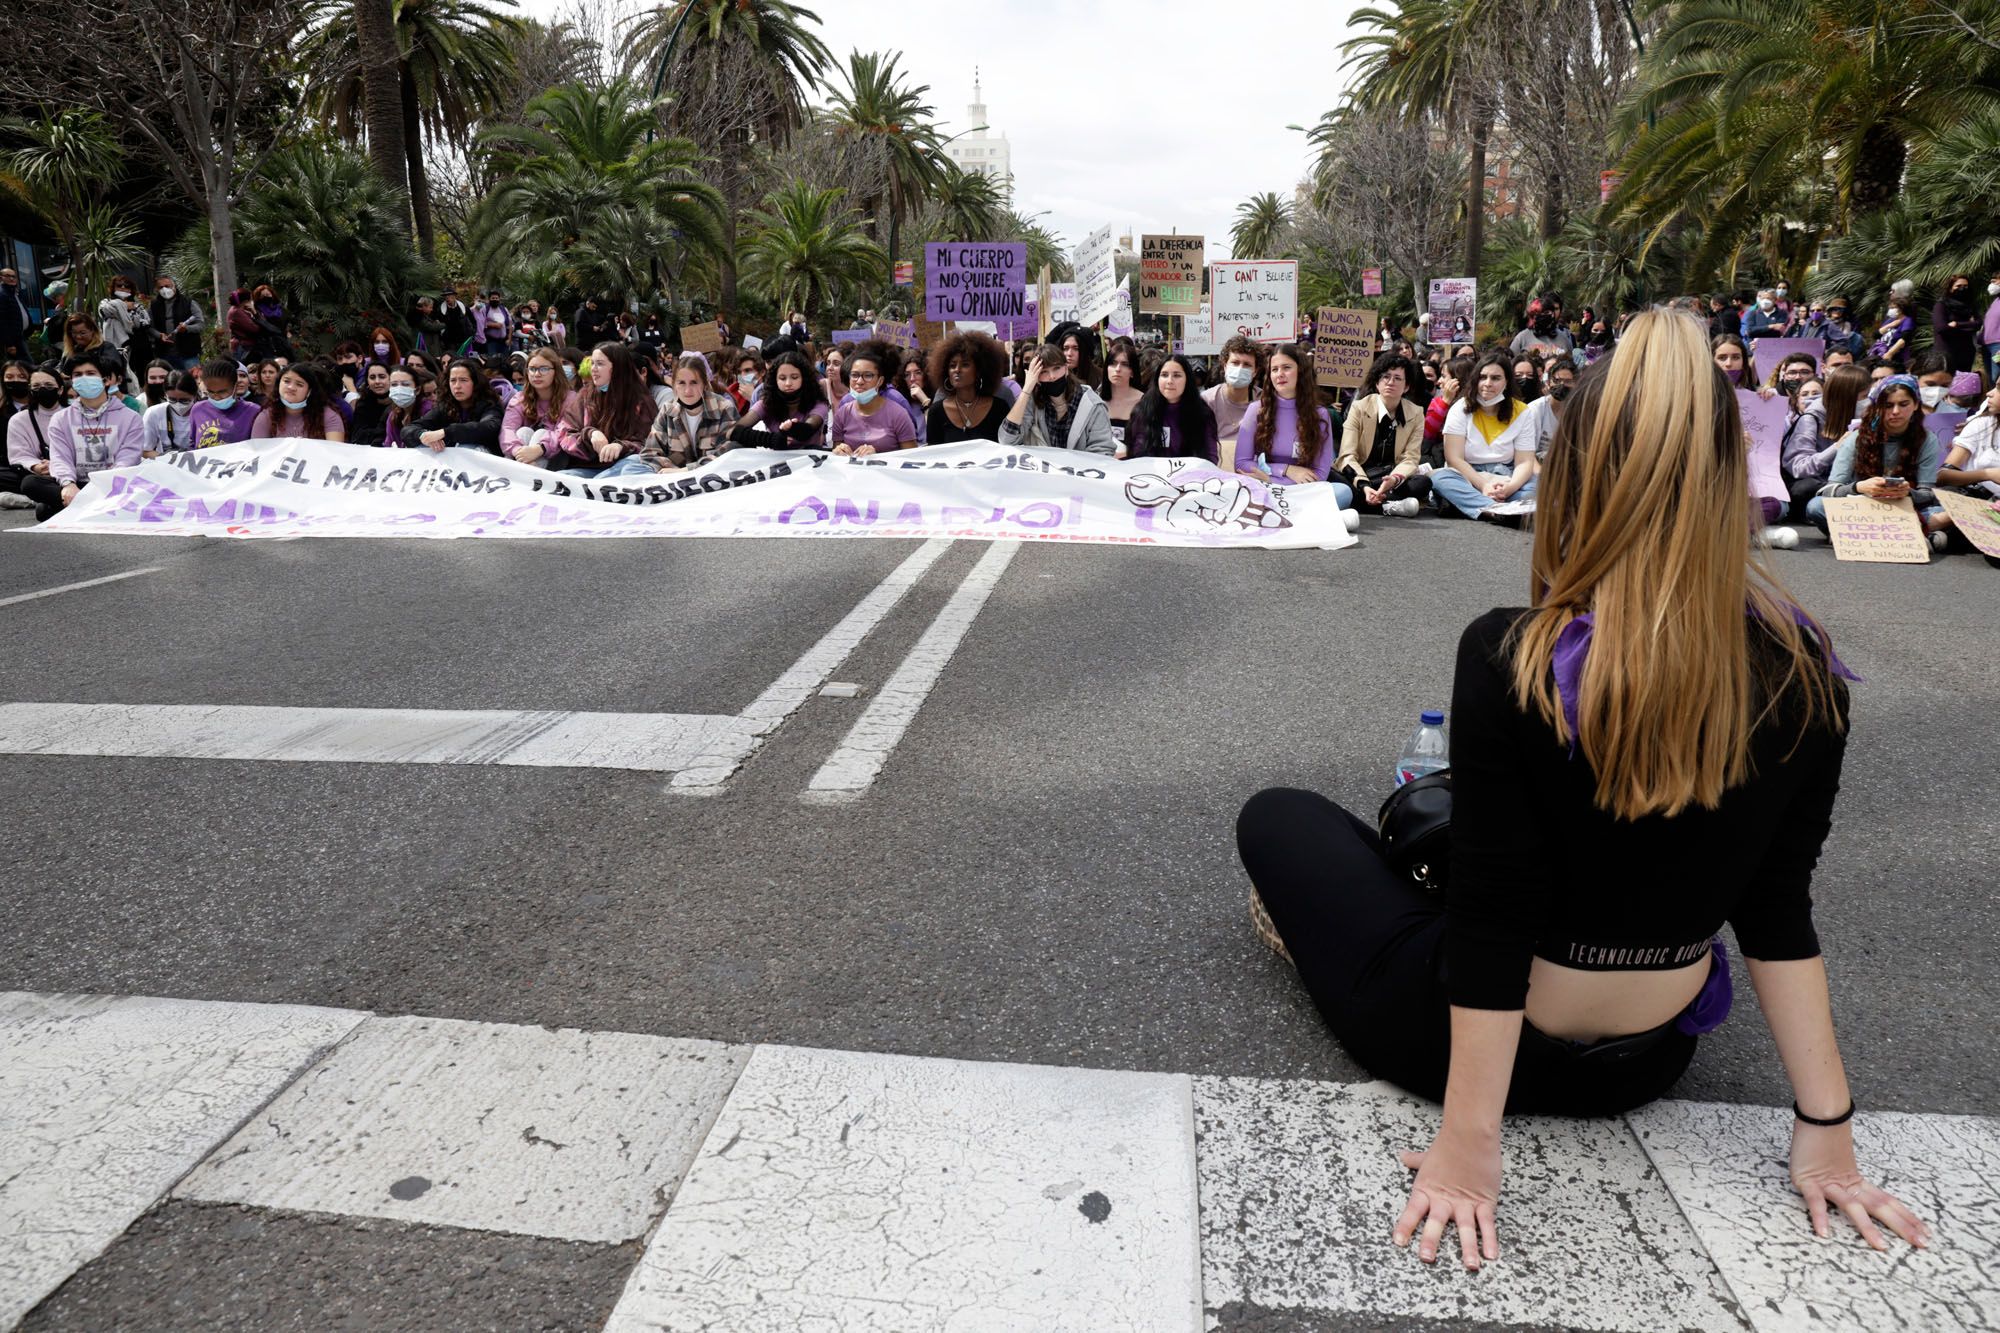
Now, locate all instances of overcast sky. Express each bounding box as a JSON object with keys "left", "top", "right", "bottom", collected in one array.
[{"left": 522, "top": 0, "right": 1360, "bottom": 261}]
